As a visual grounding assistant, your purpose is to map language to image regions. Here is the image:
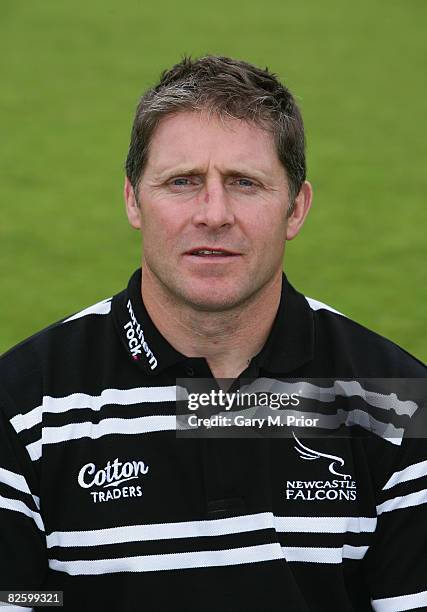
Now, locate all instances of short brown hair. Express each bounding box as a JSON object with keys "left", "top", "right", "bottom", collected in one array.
[{"left": 125, "top": 55, "right": 306, "bottom": 209}]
